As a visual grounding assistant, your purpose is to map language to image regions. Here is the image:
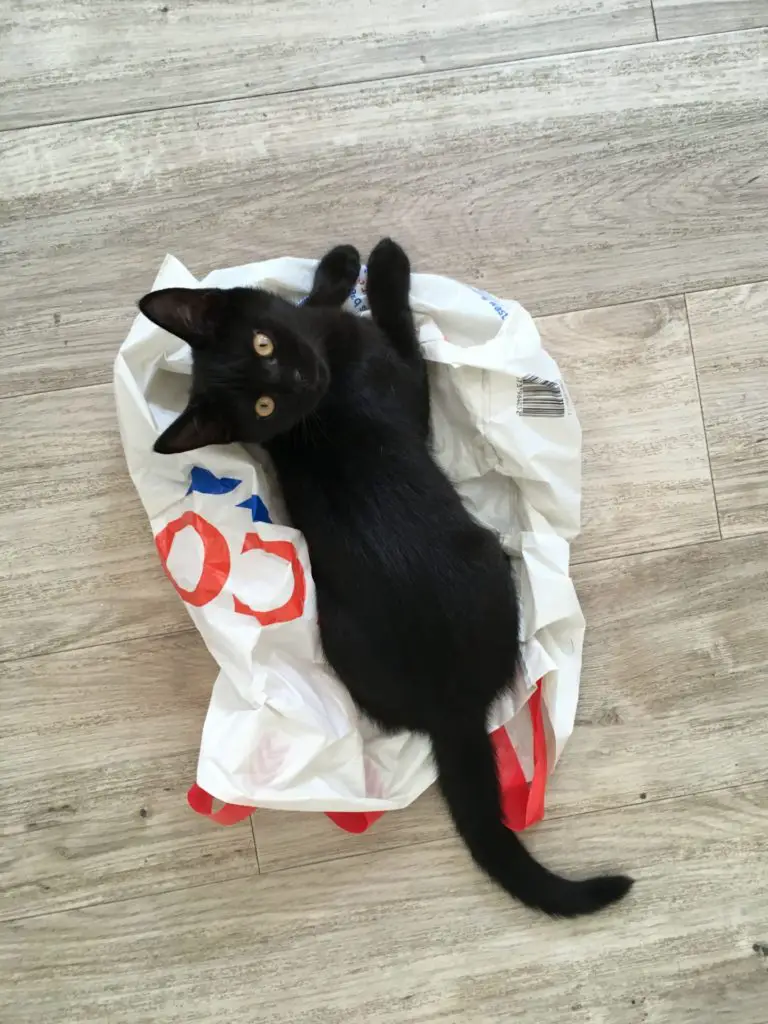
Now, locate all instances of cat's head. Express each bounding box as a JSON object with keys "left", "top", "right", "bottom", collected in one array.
[{"left": 139, "top": 287, "right": 330, "bottom": 453}]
